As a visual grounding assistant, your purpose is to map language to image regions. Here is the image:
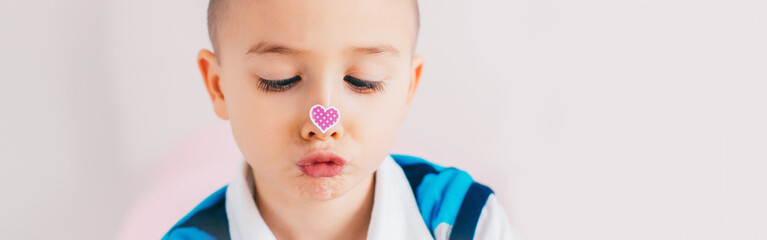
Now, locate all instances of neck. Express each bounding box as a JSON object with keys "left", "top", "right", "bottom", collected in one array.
[{"left": 252, "top": 172, "right": 376, "bottom": 240}]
